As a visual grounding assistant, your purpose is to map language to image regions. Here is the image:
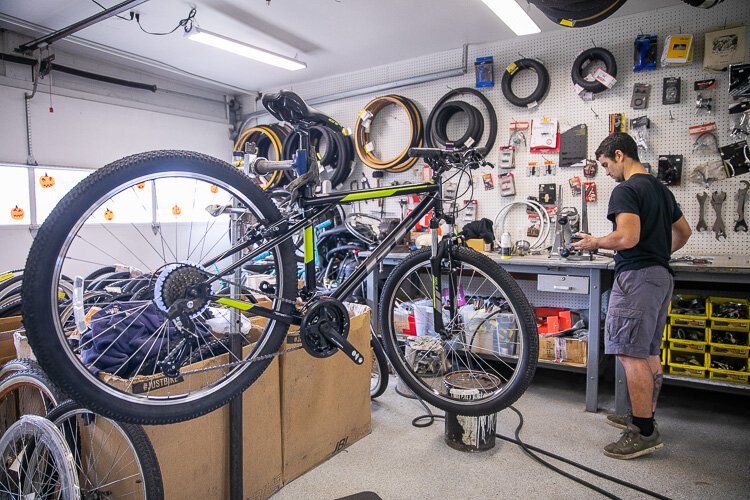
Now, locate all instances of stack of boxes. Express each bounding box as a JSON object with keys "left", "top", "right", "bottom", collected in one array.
[{"left": 665, "top": 295, "right": 750, "bottom": 384}]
